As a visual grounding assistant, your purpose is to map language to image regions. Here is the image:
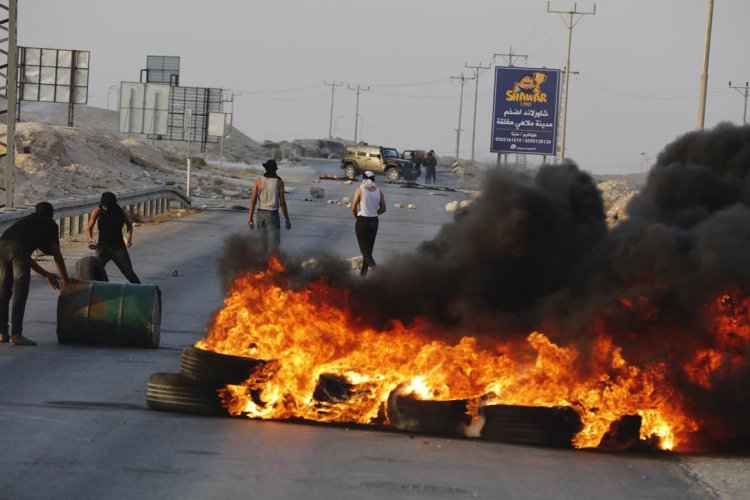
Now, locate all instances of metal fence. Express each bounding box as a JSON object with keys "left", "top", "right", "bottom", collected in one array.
[{"left": 0, "top": 186, "right": 191, "bottom": 236}]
